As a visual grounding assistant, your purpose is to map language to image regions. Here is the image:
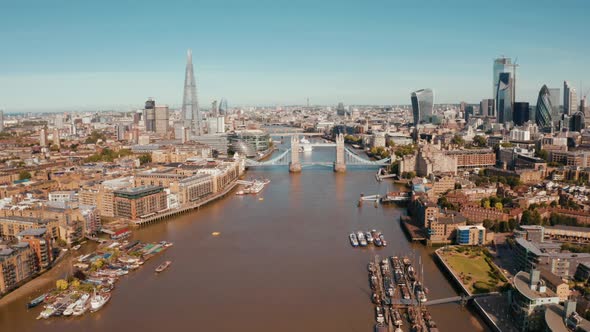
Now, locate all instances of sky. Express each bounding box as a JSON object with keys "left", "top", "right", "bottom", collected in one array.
[{"left": 1, "top": 0, "right": 590, "bottom": 112}]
